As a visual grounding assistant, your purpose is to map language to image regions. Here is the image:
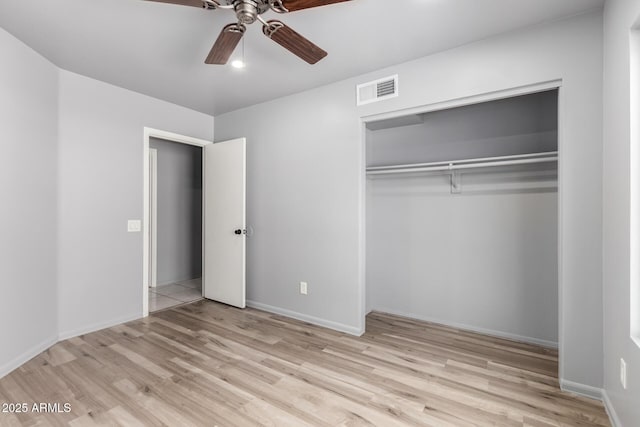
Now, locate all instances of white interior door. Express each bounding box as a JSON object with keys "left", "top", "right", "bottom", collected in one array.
[{"left": 204, "top": 138, "right": 246, "bottom": 308}]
